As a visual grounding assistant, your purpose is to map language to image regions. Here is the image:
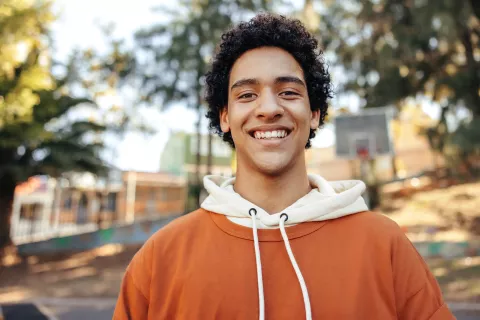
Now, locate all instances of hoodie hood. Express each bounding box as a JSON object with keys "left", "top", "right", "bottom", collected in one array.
[{"left": 201, "top": 174, "right": 368, "bottom": 228}]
